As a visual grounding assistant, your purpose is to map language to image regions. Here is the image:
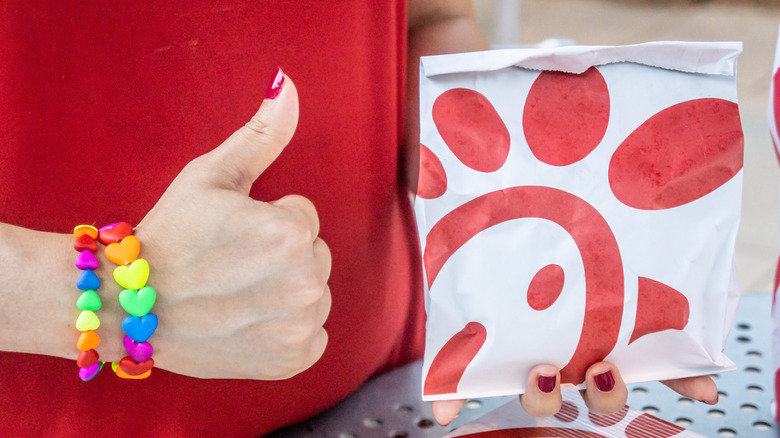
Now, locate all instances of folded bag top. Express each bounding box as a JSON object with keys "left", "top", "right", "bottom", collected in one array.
[{"left": 421, "top": 41, "right": 741, "bottom": 76}]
